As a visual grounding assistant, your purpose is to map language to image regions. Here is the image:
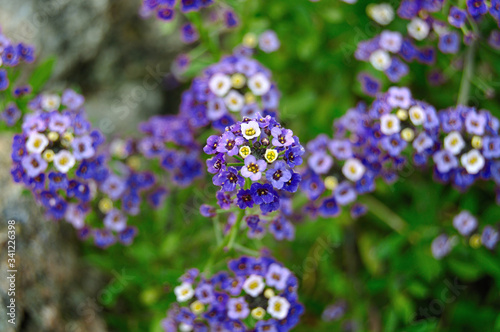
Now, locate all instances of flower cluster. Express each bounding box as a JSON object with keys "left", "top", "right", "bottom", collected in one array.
[
  {"left": 356, "top": 1, "right": 500, "bottom": 85},
  {"left": 162, "top": 256, "right": 303, "bottom": 331},
  {"left": 139, "top": 0, "right": 215, "bottom": 22},
  {"left": 138, "top": 114, "right": 203, "bottom": 187},
  {"left": 431, "top": 210, "right": 499, "bottom": 259},
  {"left": 204, "top": 114, "right": 303, "bottom": 212},
  {"left": 0, "top": 29, "right": 36, "bottom": 127},
  {"left": 303, "top": 86, "right": 500, "bottom": 218},
  {"left": 180, "top": 55, "right": 280, "bottom": 131}
]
